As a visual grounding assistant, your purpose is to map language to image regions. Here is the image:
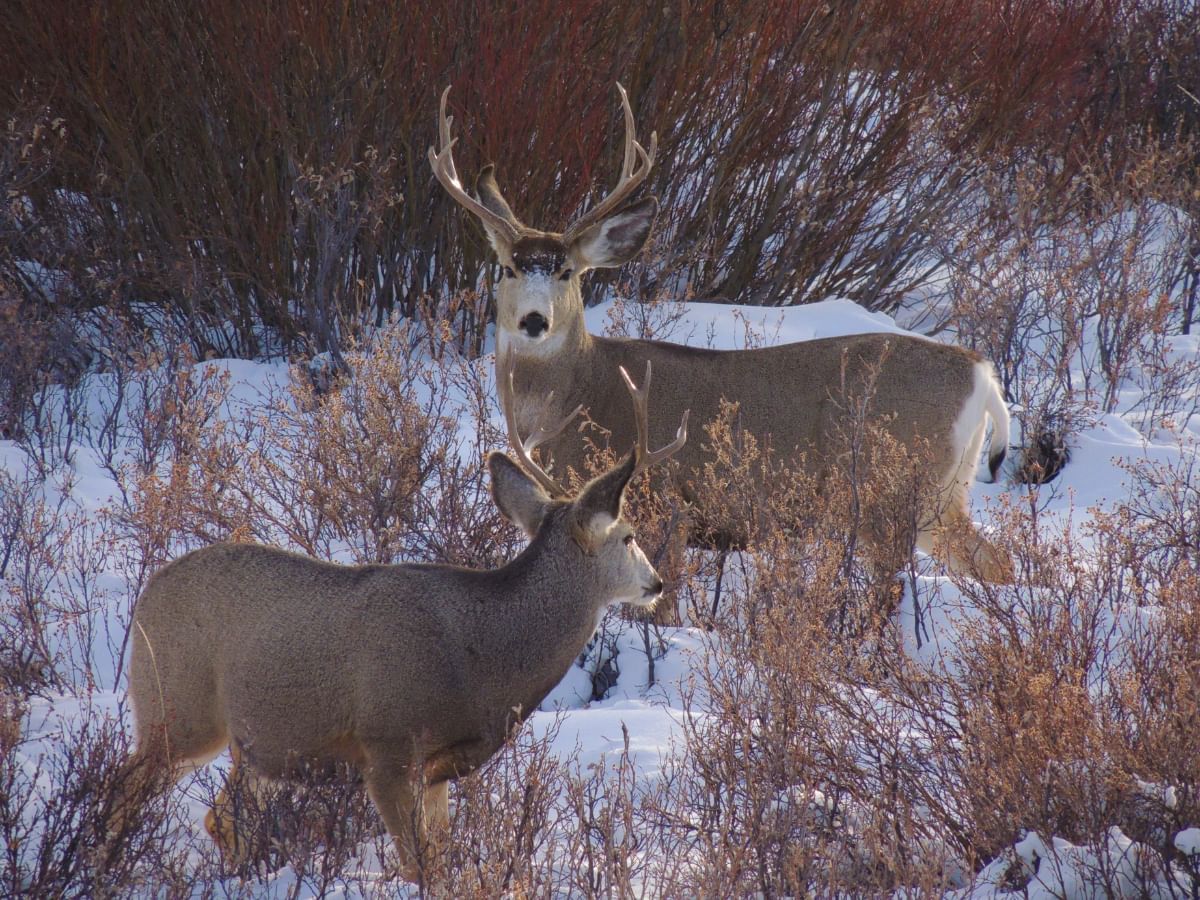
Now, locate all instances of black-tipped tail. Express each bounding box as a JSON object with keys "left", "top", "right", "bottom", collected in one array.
[{"left": 987, "top": 447, "right": 1007, "bottom": 483}]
